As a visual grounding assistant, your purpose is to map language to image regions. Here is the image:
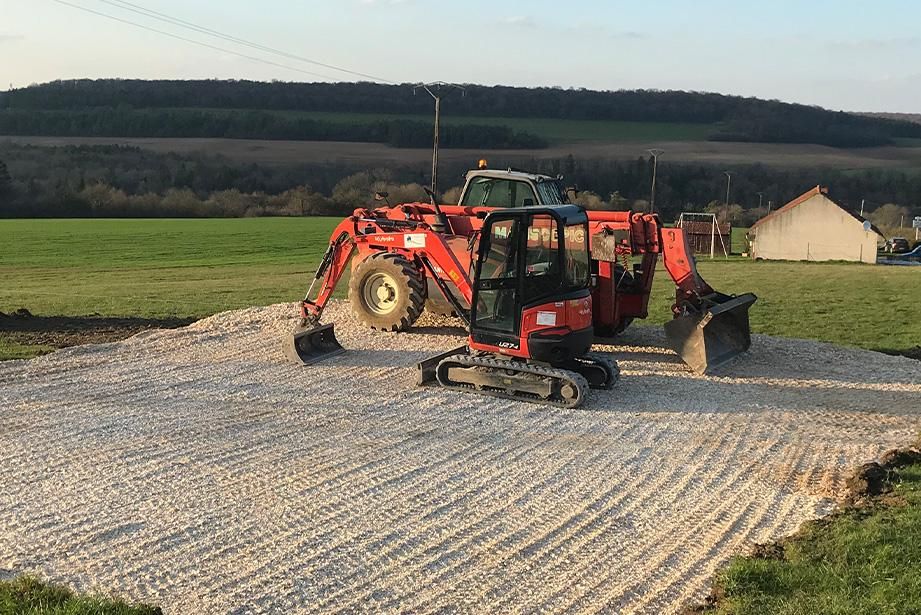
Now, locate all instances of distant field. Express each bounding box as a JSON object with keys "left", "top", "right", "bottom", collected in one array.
[
  {"left": 2, "top": 218, "right": 919, "bottom": 360},
  {"left": 179, "top": 108, "right": 716, "bottom": 143},
  {"left": 6, "top": 135, "right": 921, "bottom": 172}
]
